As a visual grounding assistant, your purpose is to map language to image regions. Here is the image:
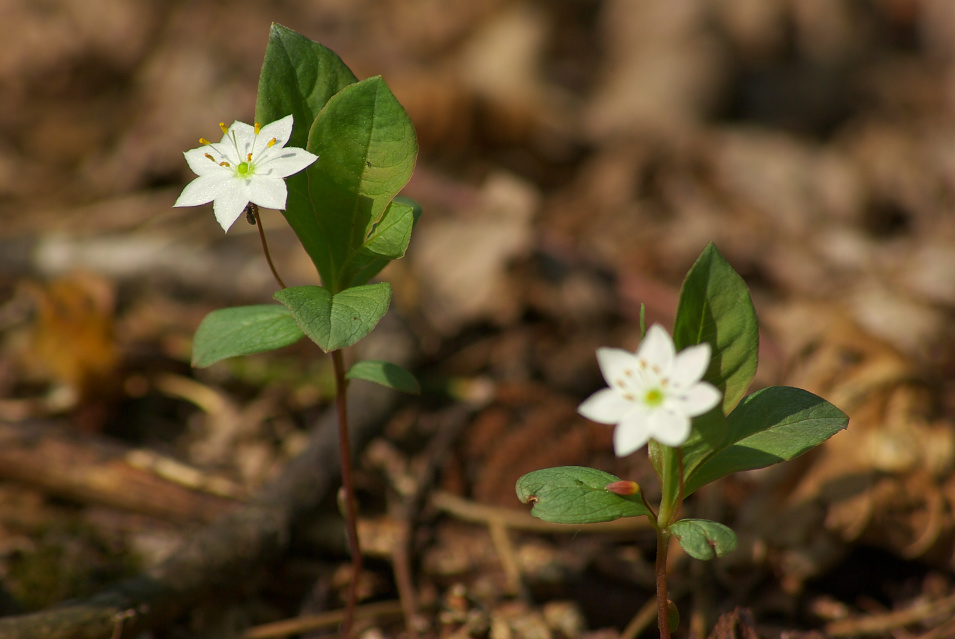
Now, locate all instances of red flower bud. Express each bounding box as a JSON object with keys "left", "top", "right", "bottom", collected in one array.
[{"left": 605, "top": 480, "right": 640, "bottom": 495}]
